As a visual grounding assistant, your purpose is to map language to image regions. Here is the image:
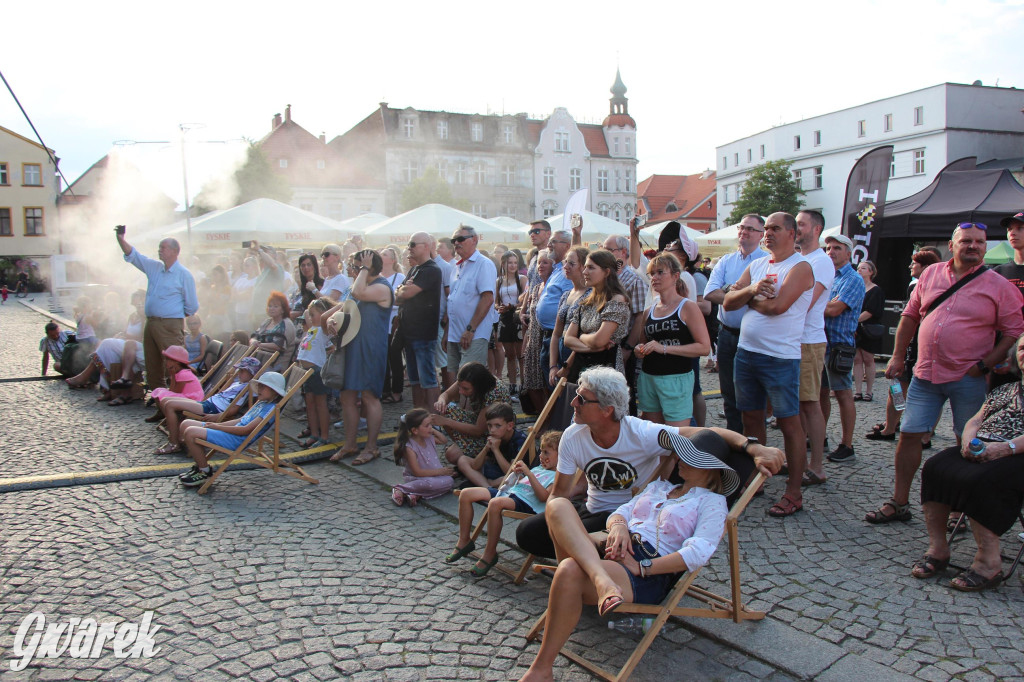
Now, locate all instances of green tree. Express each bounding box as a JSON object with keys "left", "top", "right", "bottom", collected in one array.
[
  {"left": 725, "top": 159, "right": 805, "bottom": 225},
  {"left": 399, "top": 168, "right": 470, "bottom": 213},
  {"left": 193, "top": 141, "right": 292, "bottom": 214}
]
